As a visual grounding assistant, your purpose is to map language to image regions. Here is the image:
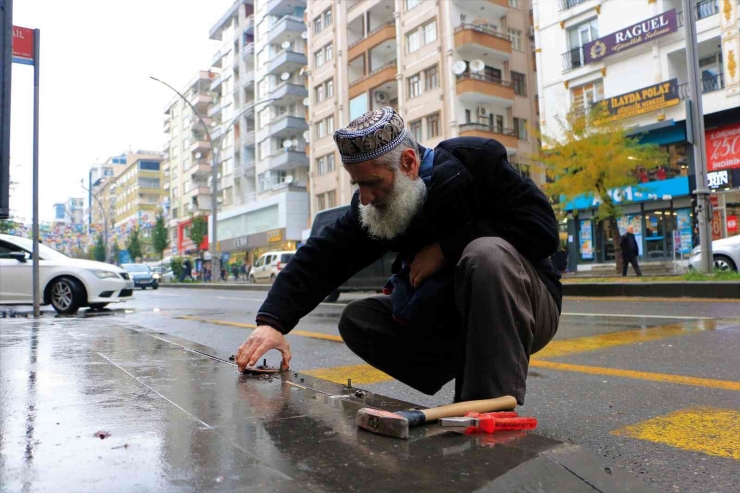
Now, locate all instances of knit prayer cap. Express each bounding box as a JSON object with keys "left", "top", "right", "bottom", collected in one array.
[{"left": 333, "top": 107, "right": 409, "bottom": 164}]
